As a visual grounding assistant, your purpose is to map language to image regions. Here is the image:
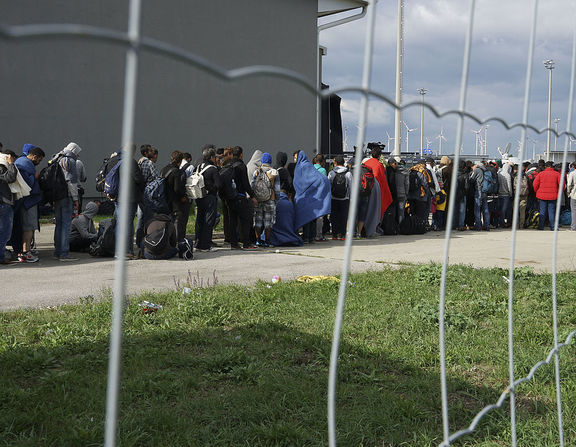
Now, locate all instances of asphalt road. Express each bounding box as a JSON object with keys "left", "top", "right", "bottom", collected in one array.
[{"left": 1, "top": 225, "right": 574, "bottom": 310}]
